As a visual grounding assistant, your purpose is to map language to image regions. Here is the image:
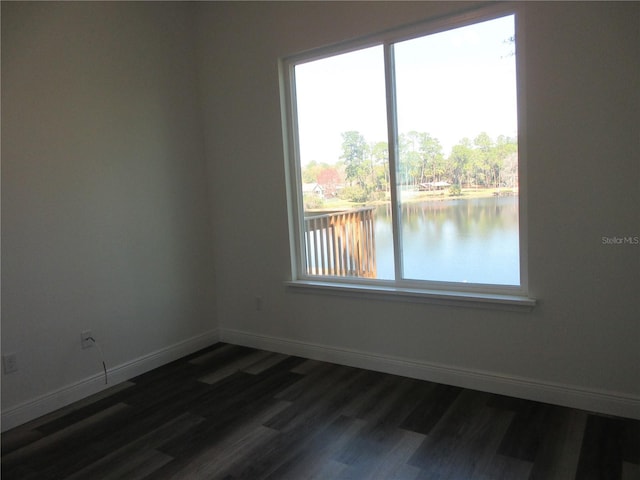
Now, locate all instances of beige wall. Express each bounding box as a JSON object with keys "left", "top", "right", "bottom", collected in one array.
[
  {"left": 1, "top": 1, "right": 216, "bottom": 424},
  {"left": 198, "top": 1, "right": 639, "bottom": 416}
]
